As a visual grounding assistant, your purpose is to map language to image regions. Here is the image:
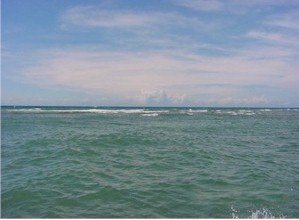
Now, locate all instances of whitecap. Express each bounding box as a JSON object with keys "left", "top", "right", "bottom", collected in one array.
[
  {"left": 231, "top": 205, "right": 239, "bottom": 219},
  {"left": 179, "top": 109, "right": 208, "bottom": 115},
  {"left": 6, "top": 108, "right": 168, "bottom": 114},
  {"left": 260, "top": 109, "right": 272, "bottom": 112},
  {"left": 226, "top": 111, "right": 238, "bottom": 115},
  {"left": 7, "top": 108, "right": 43, "bottom": 113},
  {"left": 140, "top": 113, "right": 159, "bottom": 117},
  {"left": 244, "top": 112, "right": 255, "bottom": 115},
  {"left": 249, "top": 208, "right": 276, "bottom": 219},
  {"left": 238, "top": 110, "right": 255, "bottom": 115},
  {"left": 89, "top": 109, "right": 146, "bottom": 114},
  {"left": 231, "top": 206, "right": 285, "bottom": 219},
  {"left": 188, "top": 109, "right": 208, "bottom": 113},
  {"left": 74, "top": 109, "right": 169, "bottom": 115}
]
